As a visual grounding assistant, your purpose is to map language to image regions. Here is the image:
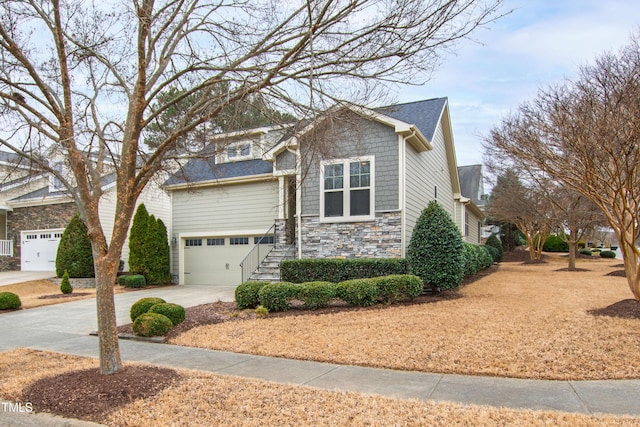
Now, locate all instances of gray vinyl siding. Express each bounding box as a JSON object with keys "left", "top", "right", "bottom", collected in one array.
[
  {"left": 169, "top": 179, "right": 279, "bottom": 274},
  {"left": 404, "top": 122, "right": 457, "bottom": 249},
  {"left": 301, "top": 118, "right": 399, "bottom": 215},
  {"left": 276, "top": 150, "right": 296, "bottom": 171}
]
